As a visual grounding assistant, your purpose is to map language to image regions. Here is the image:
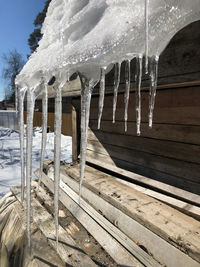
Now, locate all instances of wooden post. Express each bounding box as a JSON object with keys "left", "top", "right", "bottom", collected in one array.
[{"left": 72, "top": 105, "right": 78, "bottom": 162}]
